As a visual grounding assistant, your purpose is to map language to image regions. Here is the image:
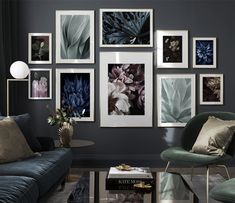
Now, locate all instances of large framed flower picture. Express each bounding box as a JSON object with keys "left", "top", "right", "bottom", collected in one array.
[
  {"left": 100, "top": 52, "right": 153, "bottom": 127},
  {"left": 100, "top": 9, "right": 153, "bottom": 47},
  {"left": 56, "top": 69, "right": 94, "bottom": 121},
  {"left": 157, "top": 74, "right": 195, "bottom": 127},
  {"left": 56, "top": 10, "right": 94, "bottom": 64}
]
